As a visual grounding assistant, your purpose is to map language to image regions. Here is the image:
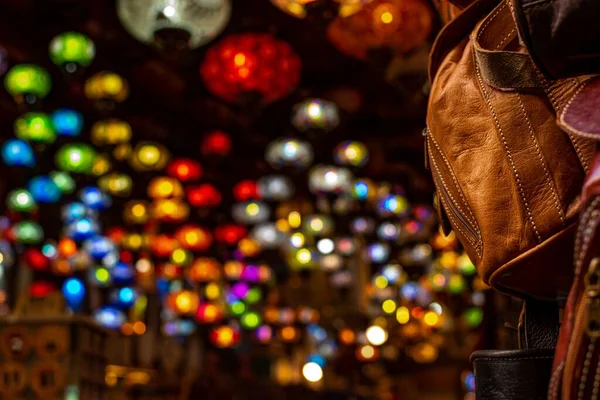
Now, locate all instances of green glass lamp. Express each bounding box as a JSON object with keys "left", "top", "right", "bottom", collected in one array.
[
  {"left": 4, "top": 64, "right": 52, "bottom": 100},
  {"left": 55, "top": 143, "right": 97, "bottom": 174},
  {"left": 50, "top": 171, "right": 76, "bottom": 194},
  {"left": 6, "top": 188, "right": 37, "bottom": 212},
  {"left": 14, "top": 113, "right": 56, "bottom": 143},
  {"left": 13, "top": 221, "right": 44, "bottom": 244},
  {"left": 49, "top": 32, "right": 96, "bottom": 70}
]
